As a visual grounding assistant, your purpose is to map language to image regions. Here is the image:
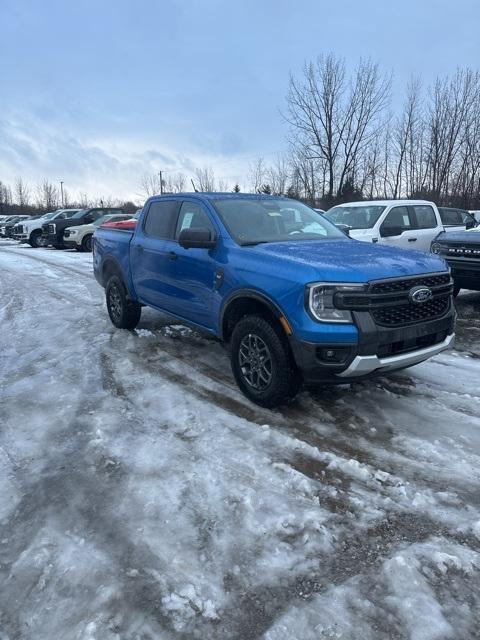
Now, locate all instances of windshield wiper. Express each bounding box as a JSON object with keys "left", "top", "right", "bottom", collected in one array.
[{"left": 240, "top": 240, "right": 269, "bottom": 246}]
